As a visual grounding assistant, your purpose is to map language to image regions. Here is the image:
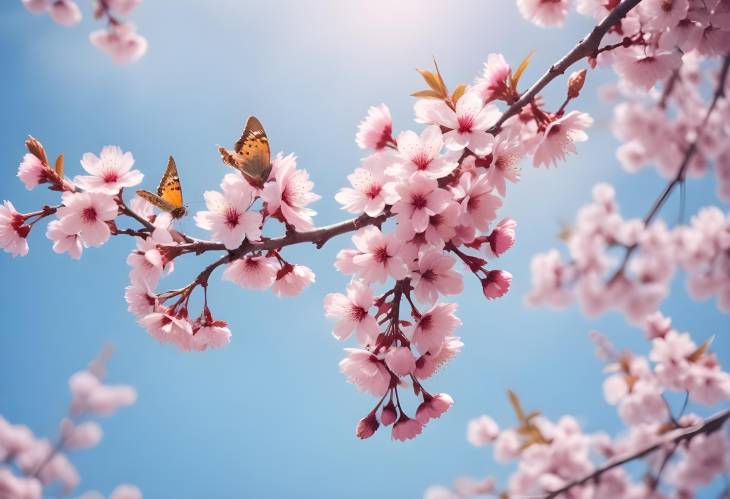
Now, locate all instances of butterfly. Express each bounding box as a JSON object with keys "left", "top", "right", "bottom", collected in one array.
[
  {"left": 136, "top": 155, "right": 187, "bottom": 219},
  {"left": 218, "top": 116, "right": 272, "bottom": 189}
]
